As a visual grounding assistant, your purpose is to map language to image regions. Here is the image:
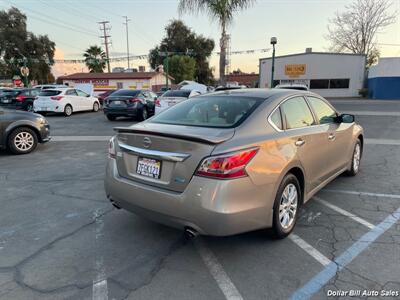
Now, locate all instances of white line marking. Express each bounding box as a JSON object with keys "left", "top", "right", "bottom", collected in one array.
[
  {"left": 289, "top": 234, "right": 331, "bottom": 266},
  {"left": 323, "top": 189, "right": 400, "bottom": 199},
  {"left": 194, "top": 238, "right": 243, "bottom": 300},
  {"left": 52, "top": 136, "right": 111, "bottom": 142},
  {"left": 341, "top": 111, "right": 400, "bottom": 117},
  {"left": 314, "top": 196, "right": 375, "bottom": 229},
  {"left": 365, "top": 138, "right": 400, "bottom": 146},
  {"left": 92, "top": 209, "right": 108, "bottom": 300}
]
